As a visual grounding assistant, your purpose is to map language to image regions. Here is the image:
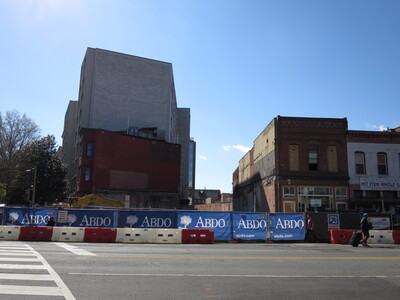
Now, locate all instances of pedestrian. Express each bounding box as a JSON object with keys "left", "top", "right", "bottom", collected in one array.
[
  {"left": 360, "top": 213, "right": 373, "bottom": 247},
  {"left": 47, "top": 216, "right": 56, "bottom": 226},
  {"left": 305, "top": 214, "right": 318, "bottom": 242}
]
